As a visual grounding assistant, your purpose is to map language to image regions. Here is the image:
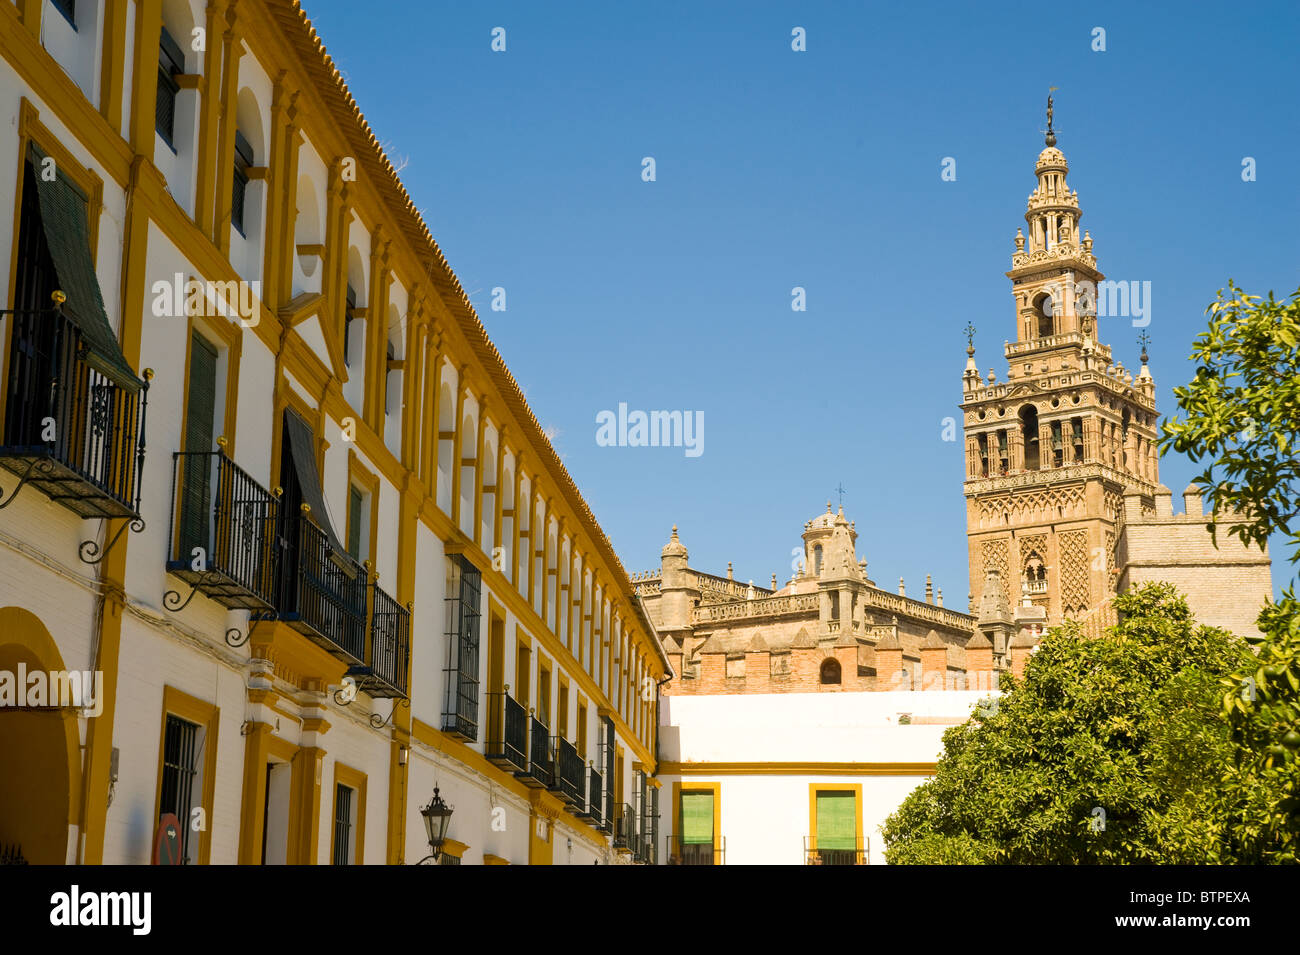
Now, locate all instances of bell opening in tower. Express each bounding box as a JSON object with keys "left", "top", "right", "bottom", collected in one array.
[
  {"left": 1020, "top": 405, "right": 1040, "bottom": 471},
  {"left": 1033, "top": 293, "right": 1054, "bottom": 339}
]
